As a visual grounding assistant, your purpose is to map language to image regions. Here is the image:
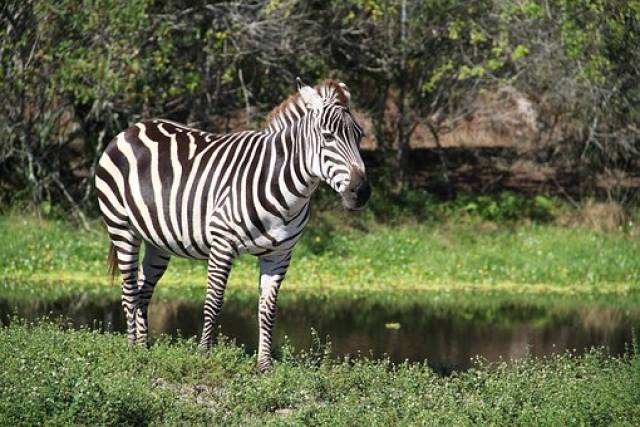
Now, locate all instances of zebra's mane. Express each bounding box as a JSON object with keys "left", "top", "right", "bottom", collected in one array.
[{"left": 264, "top": 80, "right": 350, "bottom": 129}]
